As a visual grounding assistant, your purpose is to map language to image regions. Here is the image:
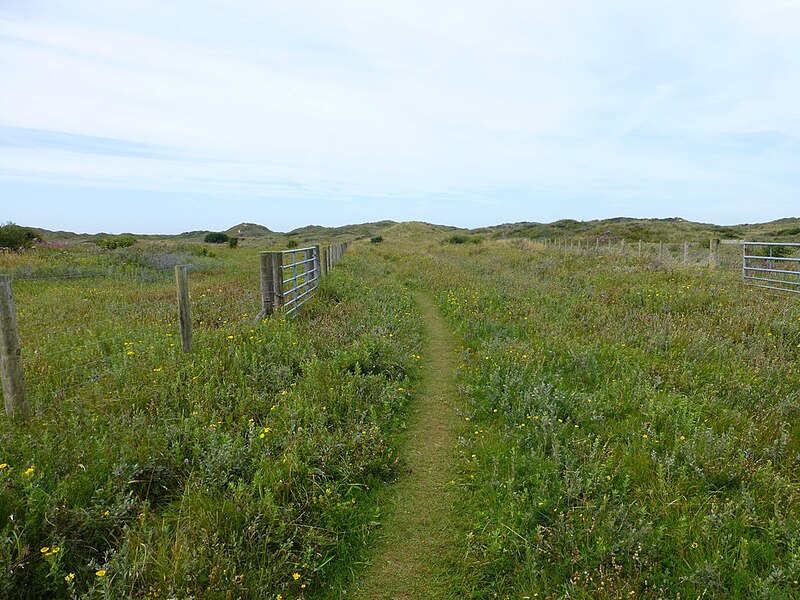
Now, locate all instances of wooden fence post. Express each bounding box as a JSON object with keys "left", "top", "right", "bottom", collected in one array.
[
  {"left": 255, "top": 252, "right": 276, "bottom": 321},
  {"left": 313, "top": 245, "right": 322, "bottom": 282},
  {"left": 709, "top": 238, "right": 718, "bottom": 268},
  {"left": 272, "top": 252, "right": 284, "bottom": 311},
  {"left": 638, "top": 240, "right": 643, "bottom": 257},
  {"left": 320, "top": 246, "right": 328, "bottom": 277},
  {"left": 175, "top": 265, "right": 192, "bottom": 352},
  {"left": 683, "top": 241, "right": 689, "bottom": 266},
  {"left": 0, "top": 275, "right": 30, "bottom": 420},
  {"left": 621, "top": 240, "right": 626, "bottom": 255}
]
